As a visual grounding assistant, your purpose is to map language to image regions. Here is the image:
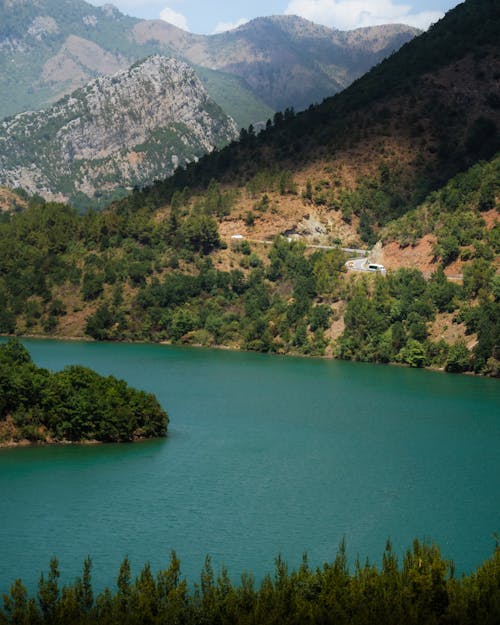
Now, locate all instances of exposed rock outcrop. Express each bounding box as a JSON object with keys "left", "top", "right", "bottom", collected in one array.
[{"left": 0, "top": 56, "right": 238, "bottom": 207}]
